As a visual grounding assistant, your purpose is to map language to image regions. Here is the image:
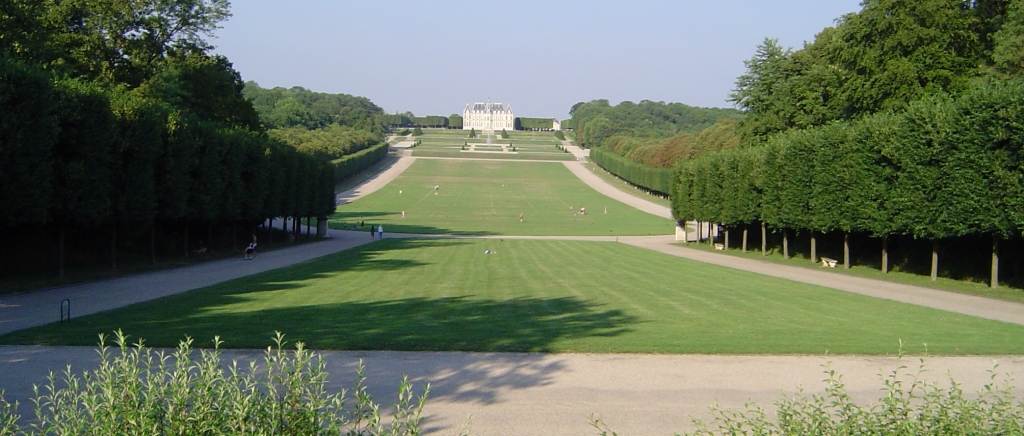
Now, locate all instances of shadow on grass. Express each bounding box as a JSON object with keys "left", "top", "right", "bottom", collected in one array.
[{"left": 1, "top": 238, "right": 634, "bottom": 353}]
